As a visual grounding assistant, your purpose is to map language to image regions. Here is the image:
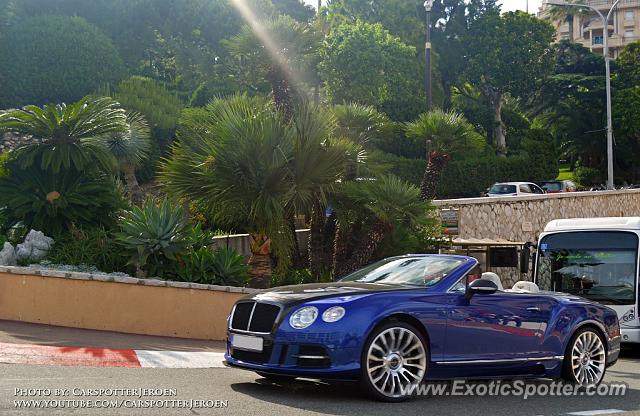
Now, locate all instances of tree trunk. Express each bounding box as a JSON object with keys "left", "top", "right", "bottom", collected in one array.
[
  {"left": 332, "top": 223, "right": 350, "bottom": 278},
  {"left": 420, "top": 151, "right": 451, "bottom": 201},
  {"left": 322, "top": 211, "right": 337, "bottom": 275},
  {"left": 248, "top": 234, "right": 272, "bottom": 289},
  {"left": 267, "top": 66, "right": 294, "bottom": 122},
  {"left": 309, "top": 201, "right": 326, "bottom": 279},
  {"left": 288, "top": 212, "right": 306, "bottom": 269},
  {"left": 490, "top": 91, "right": 507, "bottom": 157},
  {"left": 338, "top": 218, "right": 392, "bottom": 277},
  {"left": 567, "top": 15, "right": 574, "bottom": 43},
  {"left": 122, "top": 163, "right": 144, "bottom": 204}
]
